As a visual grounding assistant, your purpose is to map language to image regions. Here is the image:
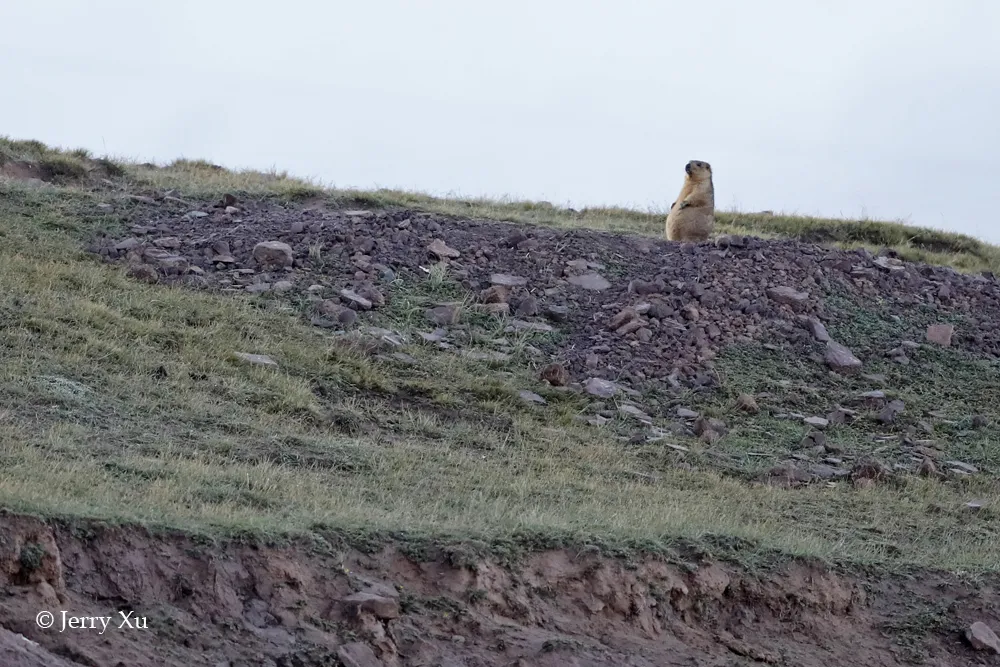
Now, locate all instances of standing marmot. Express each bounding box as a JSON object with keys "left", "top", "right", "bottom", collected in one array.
[{"left": 664, "top": 160, "right": 715, "bottom": 242}]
